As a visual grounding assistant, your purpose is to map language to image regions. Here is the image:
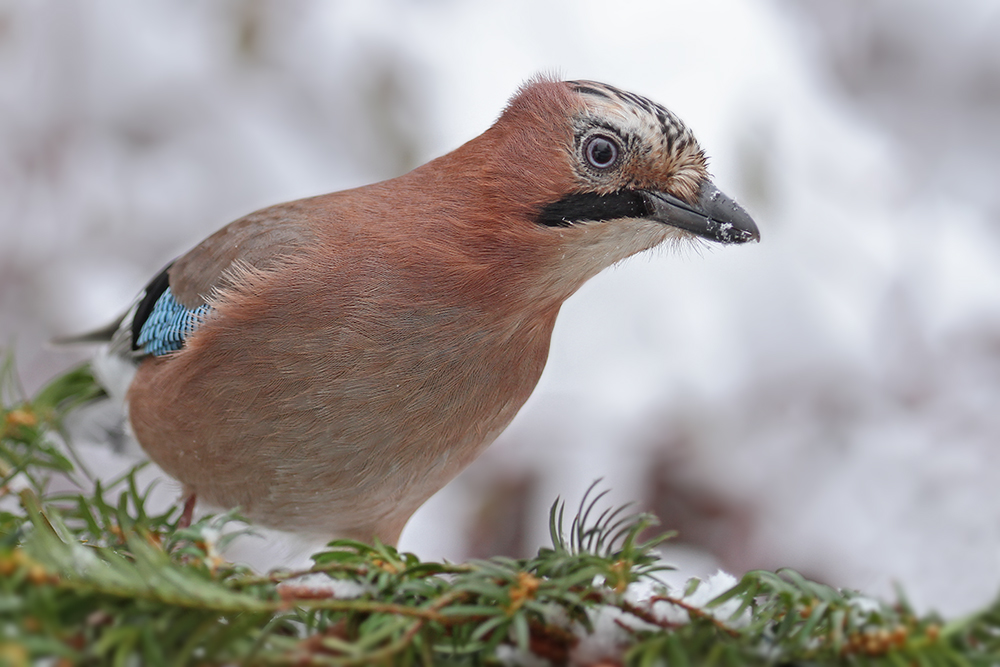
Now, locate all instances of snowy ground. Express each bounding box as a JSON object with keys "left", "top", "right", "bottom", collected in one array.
[{"left": 3, "top": 0, "right": 1000, "bottom": 617}]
